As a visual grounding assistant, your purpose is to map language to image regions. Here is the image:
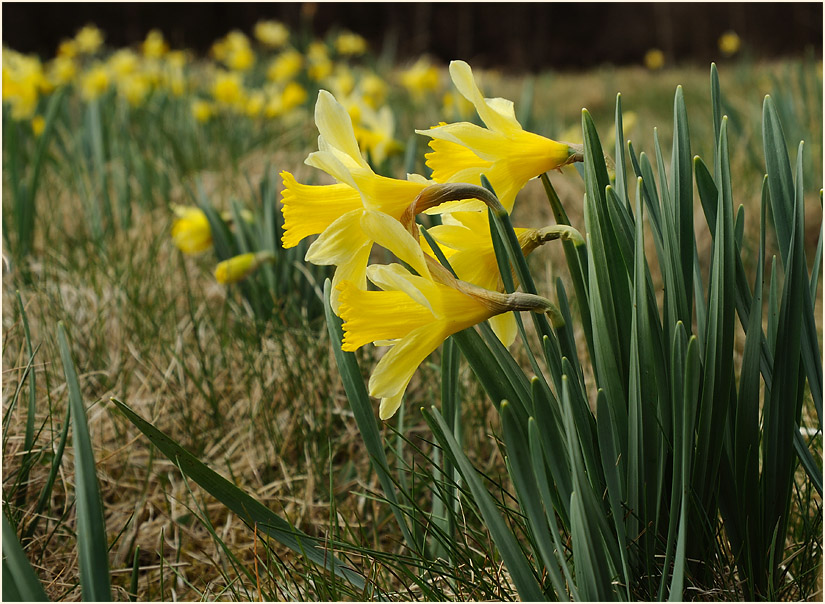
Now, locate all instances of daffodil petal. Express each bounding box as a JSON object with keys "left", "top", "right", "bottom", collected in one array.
[
  {"left": 366, "top": 263, "right": 437, "bottom": 314},
  {"left": 379, "top": 393, "right": 405, "bottom": 421},
  {"left": 418, "top": 122, "right": 504, "bottom": 162},
  {"left": 486, "top": 97, "right": 518, "bottom": 123},
  {"left": 489, "top": 312, "right": 518, "bottom": 347},
  {"left": 314, "top": 89, "right": 370, "bottom": 171},
  {"left": 329, "top": 243, "right": 372, "bottom": 313},
  {"left": 337, "top": 279, "right": 435, "bottom": 349},
  {"left": 360, "top": 211, "right": 431, "bottom": 280},
  {"left": 449, "top": 60, "right": 522, "bottom": 134},
  {"left": 305, "top": 148, "right": 360, "bottom": 191},
  {"left": 369, "top": 324, "right": 445, "bottom": 403},
  {"left": 304, "top": 209, "right": 367, "bottom": 265}
]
